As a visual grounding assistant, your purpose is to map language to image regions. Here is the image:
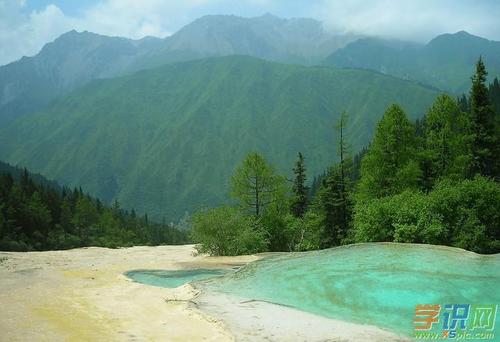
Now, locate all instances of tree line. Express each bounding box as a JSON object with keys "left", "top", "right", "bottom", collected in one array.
[
  {"left": 0, "top": 166, "right": 189, "bottom": 251},
  {"left": 192, "top": 57, "right": 500, "bottom": 255}
]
